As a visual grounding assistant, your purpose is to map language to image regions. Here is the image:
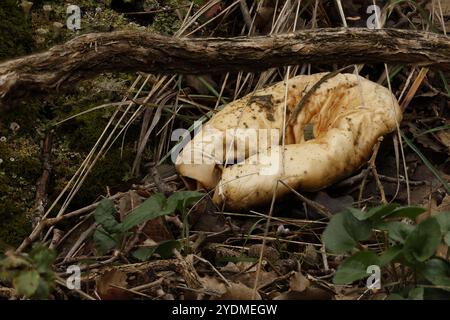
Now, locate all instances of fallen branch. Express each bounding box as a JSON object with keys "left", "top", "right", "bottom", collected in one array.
[{"left": 0, "top": 28, "right": 449, "bottom": 108}]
